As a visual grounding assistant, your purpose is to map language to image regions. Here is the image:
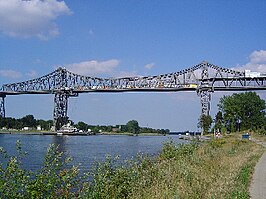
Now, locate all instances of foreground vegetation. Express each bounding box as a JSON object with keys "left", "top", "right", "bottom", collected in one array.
[{"left": 0, "top": 134, "right": 264, "bottom": 198}]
